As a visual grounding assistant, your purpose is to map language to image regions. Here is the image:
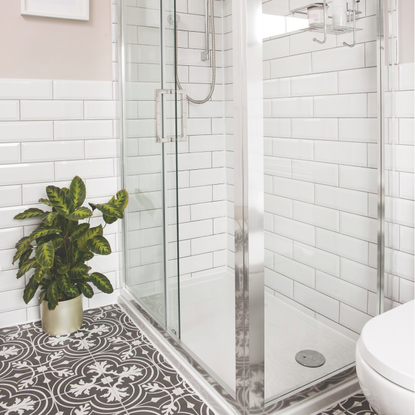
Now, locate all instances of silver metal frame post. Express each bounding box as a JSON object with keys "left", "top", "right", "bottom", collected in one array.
[
  {"left": 201, "top": 0, "right": 210, "bottom": 61},
  {"left": 233, "top": 0, "right": 264, "bottom": 412}
]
